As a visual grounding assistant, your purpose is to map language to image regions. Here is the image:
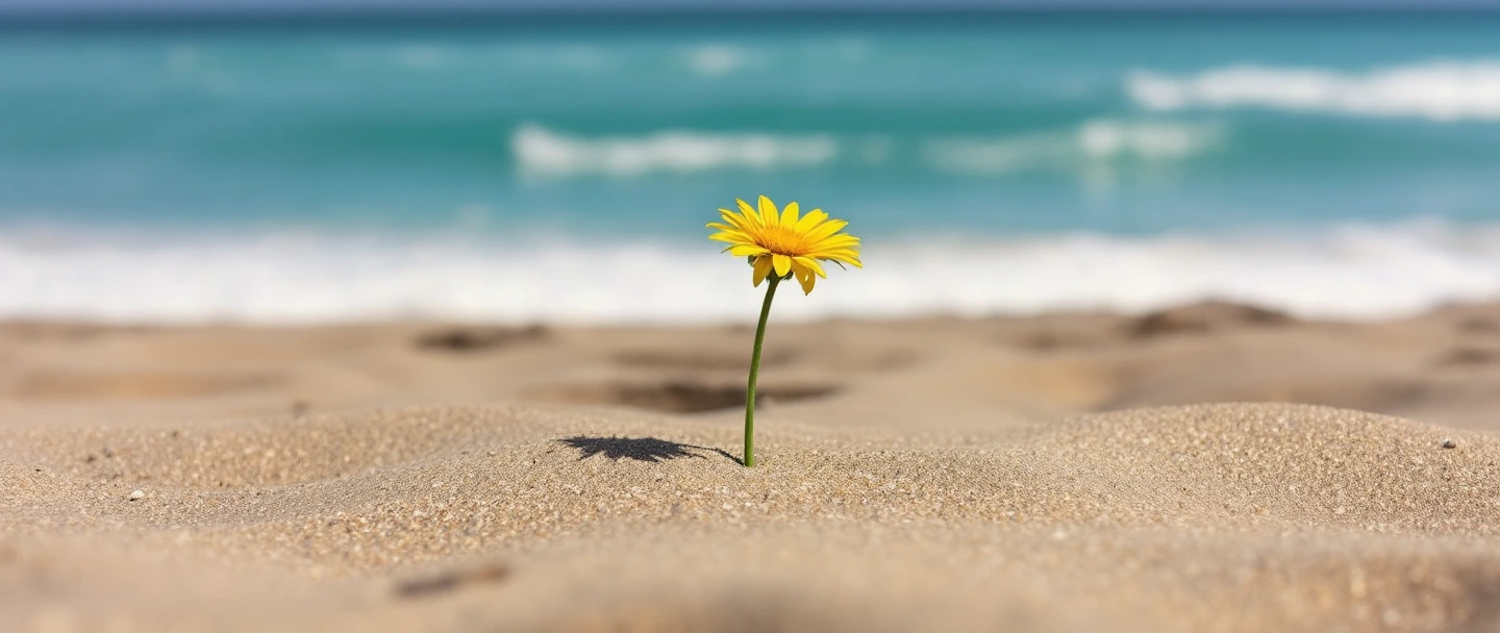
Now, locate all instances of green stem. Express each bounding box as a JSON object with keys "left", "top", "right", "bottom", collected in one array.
[{"left": 744, "top": 275, "right": 780, "bottom": 467}]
